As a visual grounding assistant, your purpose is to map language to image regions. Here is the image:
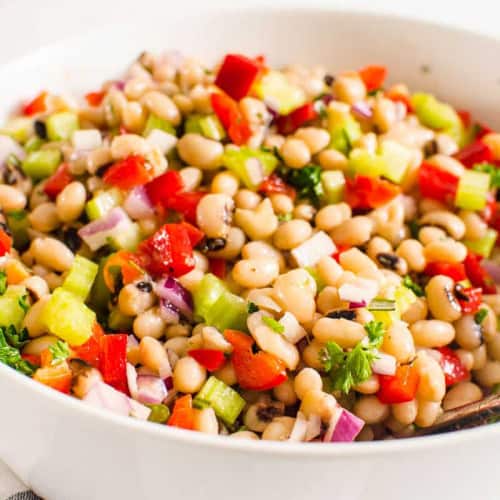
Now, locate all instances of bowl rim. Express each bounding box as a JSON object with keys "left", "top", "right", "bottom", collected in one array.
[{"left": 1, "top": 5, "right": 500, "bottom": 457}]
